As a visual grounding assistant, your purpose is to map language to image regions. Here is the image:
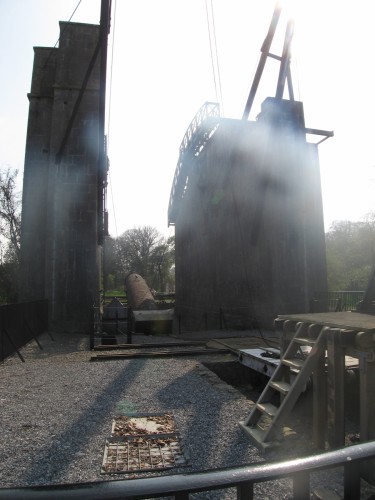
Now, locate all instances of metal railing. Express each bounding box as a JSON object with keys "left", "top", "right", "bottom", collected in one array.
[
  {"left": 0, "top": 440, "right": 374, "bottom": 499},
  {"left": 311, "top": 291, "right": 365, "bottom": 313}
]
